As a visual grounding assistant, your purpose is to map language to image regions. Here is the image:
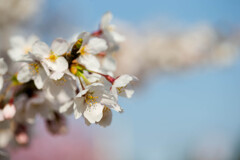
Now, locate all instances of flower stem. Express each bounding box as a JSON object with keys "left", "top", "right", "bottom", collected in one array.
[
  {"left": 78, "top": 77, "right": 85, "bottom": 90},
  {"left": 86, "top": 69, "right": 115, "bottom": 84},
  {"left": 78, "top": 72, "right": 90, "bottom": 85}
]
